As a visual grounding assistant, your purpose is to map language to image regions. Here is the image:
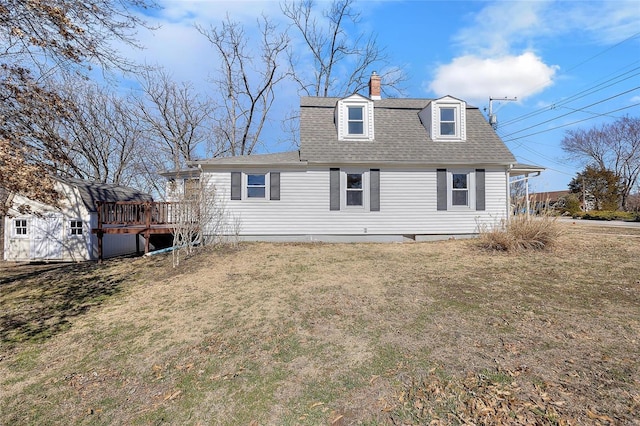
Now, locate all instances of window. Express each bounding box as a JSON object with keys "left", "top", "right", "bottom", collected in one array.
[
  {"left": 440, "top": 107, "right": 456, "bottom": 136},
  {"left": 420, "top": 97, "right": 466, "bottom": 141},
  {"left": 247, "top": 174, "right": 266, "bottom": 198},
  {"left": 346, "top": 173, "right": 363, "bottom": 206},
  {"left": 451, "top": 173, "right": 468, "bottom": 206},
  {"left": 183, "top": 178, "right": 200, "bottom": 200},
  {"left": 70, "top": 220, "right": 83, "bottom": 235},
  {"left": 337, "top": 95, "right": 374, "bottom": 141},
  {"left": 348, "top": 106, "right": 364, "bottom": 135},
  {"left": 14, "top": 219, "right": 28, "bottom": 236}
]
